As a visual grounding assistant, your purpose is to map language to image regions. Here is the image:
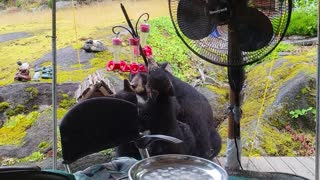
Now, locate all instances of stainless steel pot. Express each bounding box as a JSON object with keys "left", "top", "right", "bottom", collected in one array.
[{"left": 129, "top": 154, "right": 228, "bottom": 180}]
